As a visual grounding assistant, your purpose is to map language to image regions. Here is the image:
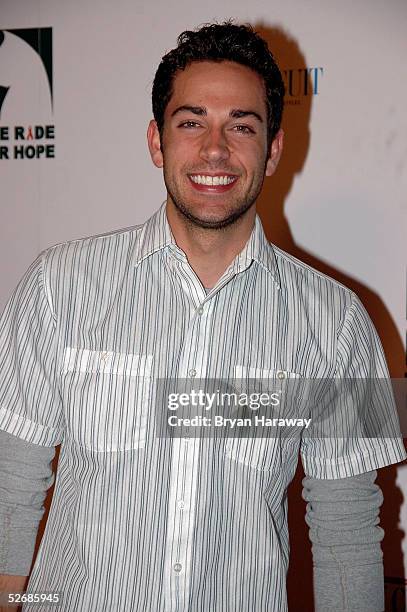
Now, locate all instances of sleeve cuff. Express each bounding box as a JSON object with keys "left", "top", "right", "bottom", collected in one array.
[
  {"left": 301, "top": 437, "right": 407, "bottom": 479},
  {"left": 0, "top": 406, "right": 63, "bottom": 447}
]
